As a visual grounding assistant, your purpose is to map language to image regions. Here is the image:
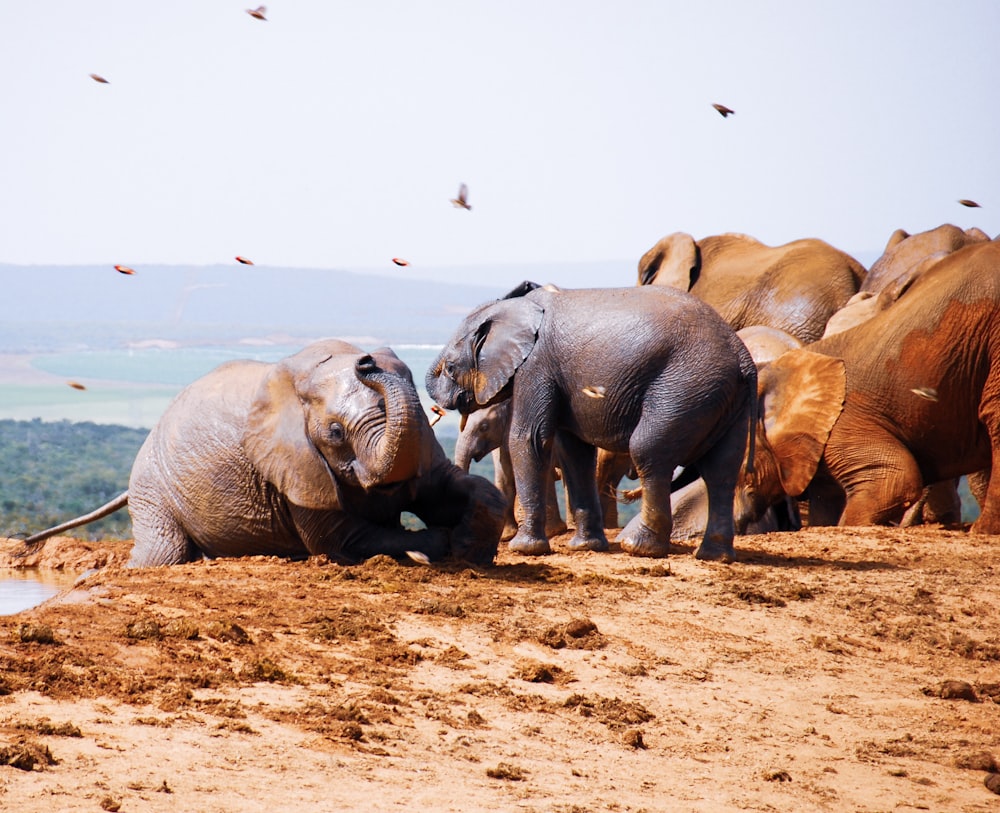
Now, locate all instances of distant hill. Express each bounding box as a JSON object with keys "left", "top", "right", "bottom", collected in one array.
[{"left": 1, "top": 263, "right": 513, "bottom": 351}]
